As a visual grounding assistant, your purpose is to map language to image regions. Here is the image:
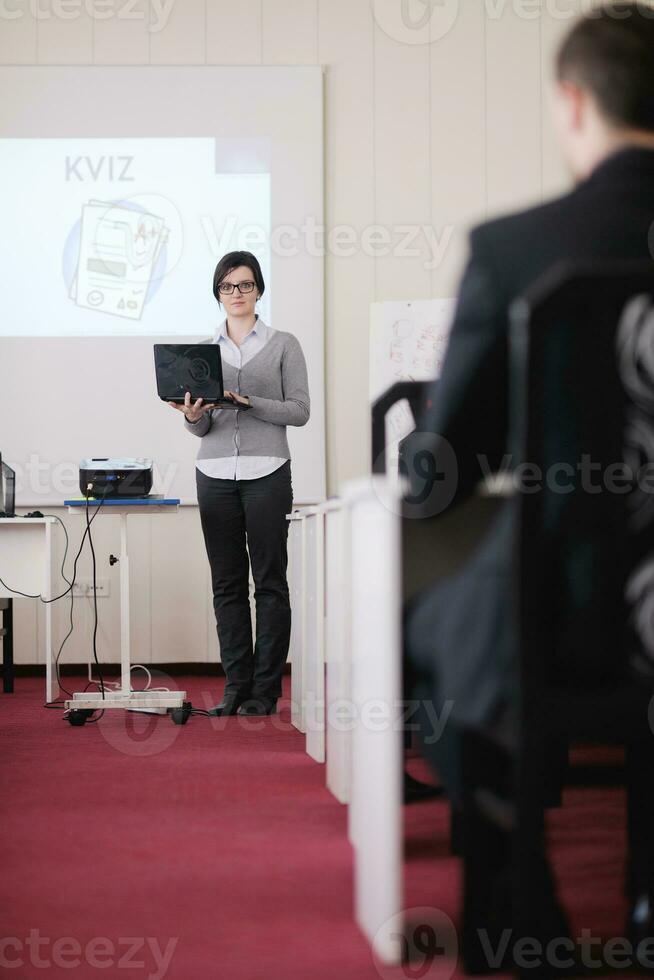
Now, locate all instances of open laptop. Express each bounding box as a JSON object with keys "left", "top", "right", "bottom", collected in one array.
[
  {"left": 0, "top": 453, "right": 15, "bottom": 518},
  {"left": 153, "top": 344, "right": 250, "bottom": 410}
]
